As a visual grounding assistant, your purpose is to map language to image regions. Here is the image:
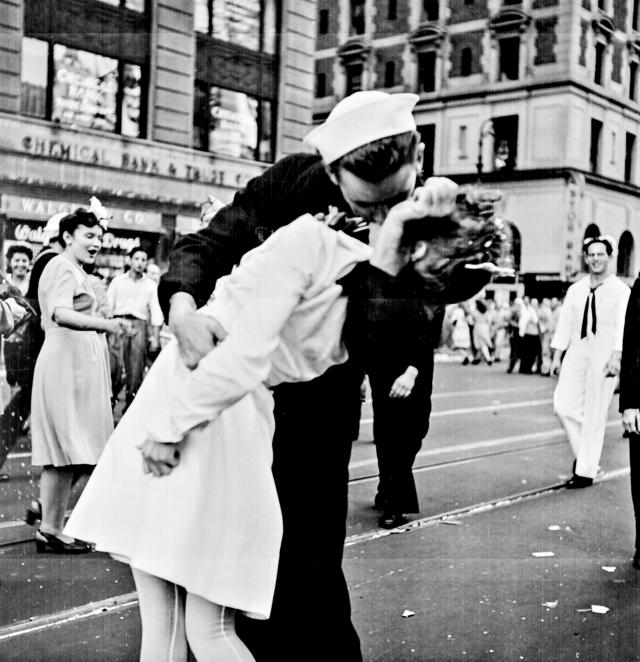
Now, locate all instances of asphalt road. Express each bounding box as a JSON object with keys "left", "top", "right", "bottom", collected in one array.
[{"left": 0, "top": 360, "right": 638, "bottom": 661}]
